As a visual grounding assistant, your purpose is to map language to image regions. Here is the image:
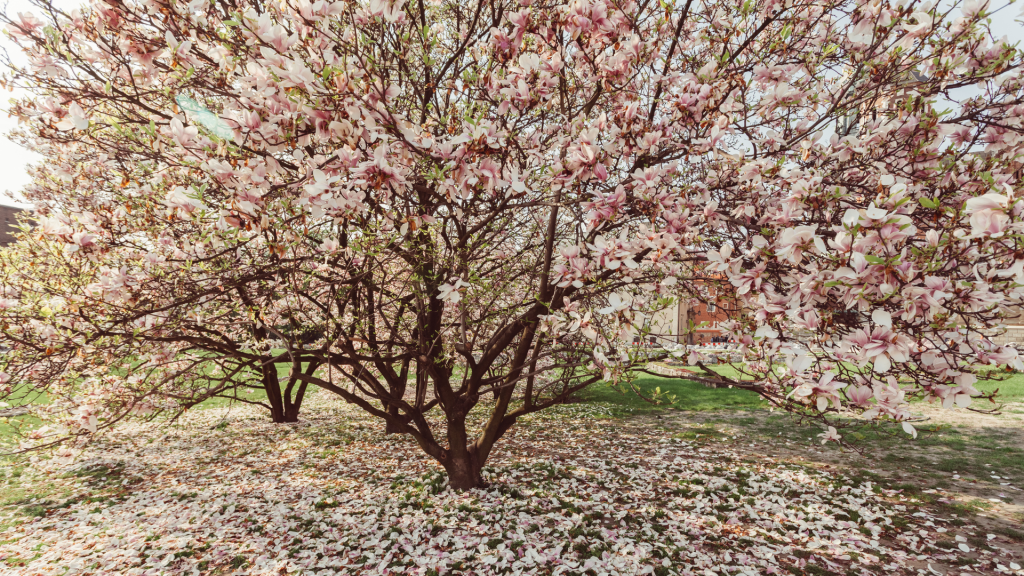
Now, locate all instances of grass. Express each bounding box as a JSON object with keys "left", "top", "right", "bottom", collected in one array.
[
  {"left": 740, "top": 413, "right": 1024, "bottom": 479},
  {"left": 576, "top": 368, "right": 1024, "bottom": 492},
  {"left": 578, "top": 372, "right": 763, "bottom": 414},
  {"left": 976, "top": 370, "right": 1024, "bottom": 402},
  {"left": 0, "top": 460, "right": 133, "bottom": 534},
  {"left": 577, "top": 365, "right": 1024, "bottom": 416},
  {"left": 3, "top": 361, "right": 1023, "bottom": 557},
  {"left": 0, "top": 358, "right": 318, "bottom": 441}
]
